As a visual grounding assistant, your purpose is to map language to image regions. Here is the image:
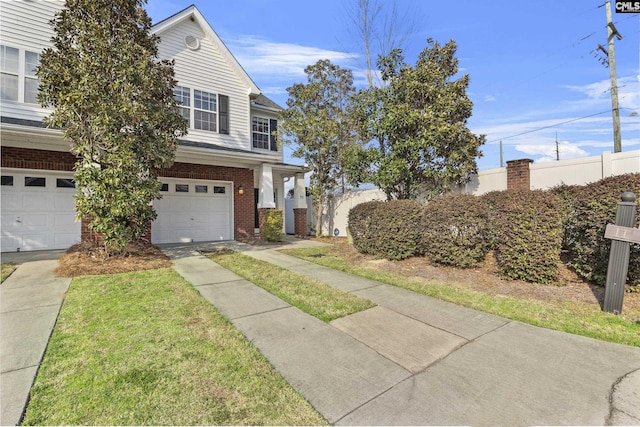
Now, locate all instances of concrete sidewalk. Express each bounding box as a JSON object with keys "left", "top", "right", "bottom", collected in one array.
[
  {"left": 0, "top": 258, "right": 71, "bottom": 426},
  {"left": 1, "top": 238, "right": 639, "bottom": 426},
  {"left": 164, "top": 239, "right": 640, "bottom": 426}
]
